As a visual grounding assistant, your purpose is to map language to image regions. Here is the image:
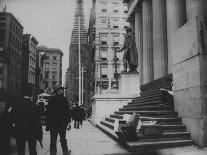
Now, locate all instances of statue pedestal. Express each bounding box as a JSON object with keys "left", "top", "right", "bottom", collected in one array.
[
  {"left": 91, "top": 72, "right": 140, "bottom": 125},
  {"left": 119, "top": 72, "right": 140, "bottom": 97}
]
